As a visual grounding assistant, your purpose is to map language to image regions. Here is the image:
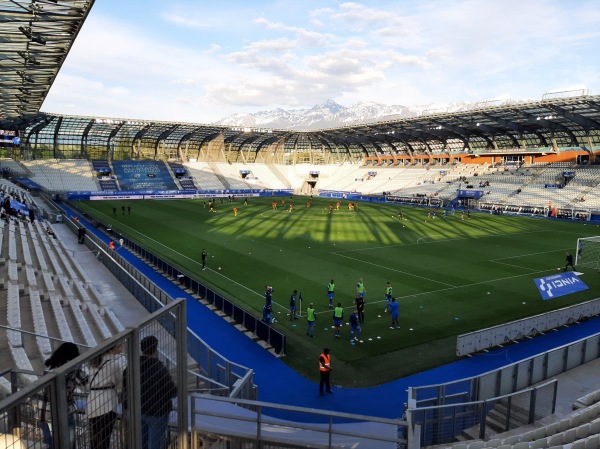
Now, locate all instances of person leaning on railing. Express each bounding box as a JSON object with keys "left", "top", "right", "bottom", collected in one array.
[{"left": 86, "top": 343, "right": 126, "bottom": 449}]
